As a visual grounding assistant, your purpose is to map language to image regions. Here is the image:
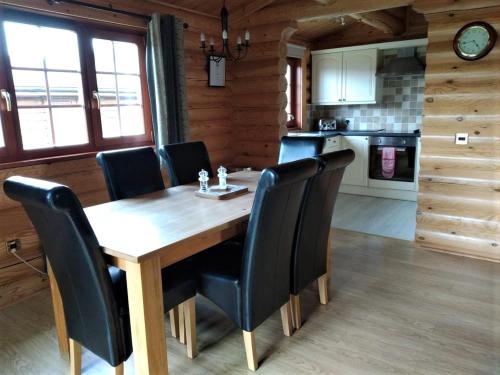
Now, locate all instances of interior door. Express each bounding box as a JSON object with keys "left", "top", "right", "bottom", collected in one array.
[
  {"left": 342, "top": 49, "right": 377, "bottom": 103},
  {"left": 312, "top": 52, "right": 342, "bottom": 104}
]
